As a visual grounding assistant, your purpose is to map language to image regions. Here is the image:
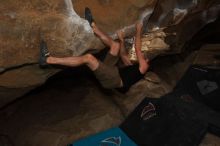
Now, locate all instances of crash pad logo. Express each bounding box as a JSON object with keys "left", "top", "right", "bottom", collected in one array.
[
  {"left": 197, "top": 80, "right": 218, "bottom": 95},
  {"left": 141, "top": 102, "right": 157, "bottom": 120},
  {"left": 100, "top": 136, "right": 121, "bottom": 146}
]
